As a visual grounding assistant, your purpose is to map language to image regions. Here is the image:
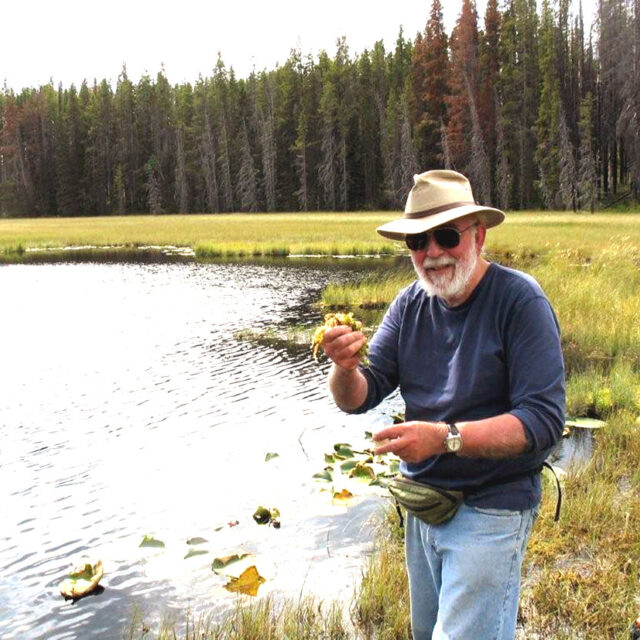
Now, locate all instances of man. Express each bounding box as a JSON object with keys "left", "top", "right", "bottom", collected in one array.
[{"left": 321, "top": 170, "right": 565, "bottom": 639}]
